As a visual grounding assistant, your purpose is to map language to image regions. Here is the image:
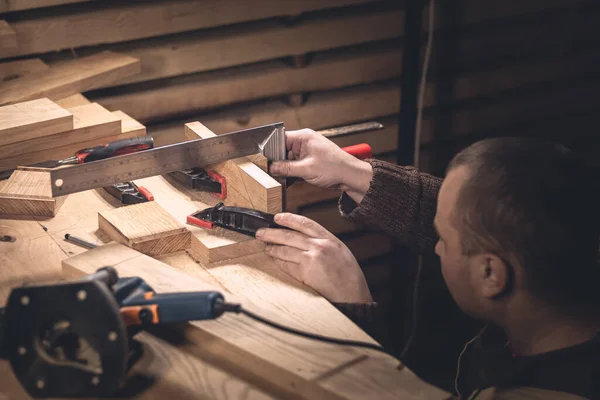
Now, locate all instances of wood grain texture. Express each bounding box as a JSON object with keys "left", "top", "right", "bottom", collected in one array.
[
  {"left": 10, "top": 0, "right": 376, "bottom": 58},
  {"left": 184, "top": 122, "right": 282, "bottom": 214},
  {"left": 0, "top": 218, "right": 64, "bottom": 306},
  {"left": 0, "top": 51, "right": 140, "bottom": 106},
  {"left": 0, "top": 58, "right": 48, "bottom": 82},
  {"left": 0, "top": 168, "right": 66, "bottom": 217},
  {"left": 0, "top": 0, "right": 91, "bottom": 13},
  {"left": 55, "top": 93, "right": 92, "bottom": 108},
  {"left": 62, "top": 244, "right": 448, "bottom": 400},
  {"left": 0, "top": 102, "right": 121, "bottom": 159},
  {"left": 98, "top": 201, "right": 191, "bottom": 256},
  {"left": 0, "top": 97, "right": 72, "bottom": 146},
  {"left": 0, "top": 19, "right": 16, "bottom": 55},
  {"left": 93, "top": 45, "right": 402, "bottom": 123},
  {"left": 0, "top": 109, "right": 145, "bottom": 170},
  {"left": 149, "top": 82, "right": 401, "bottom": 146}
]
